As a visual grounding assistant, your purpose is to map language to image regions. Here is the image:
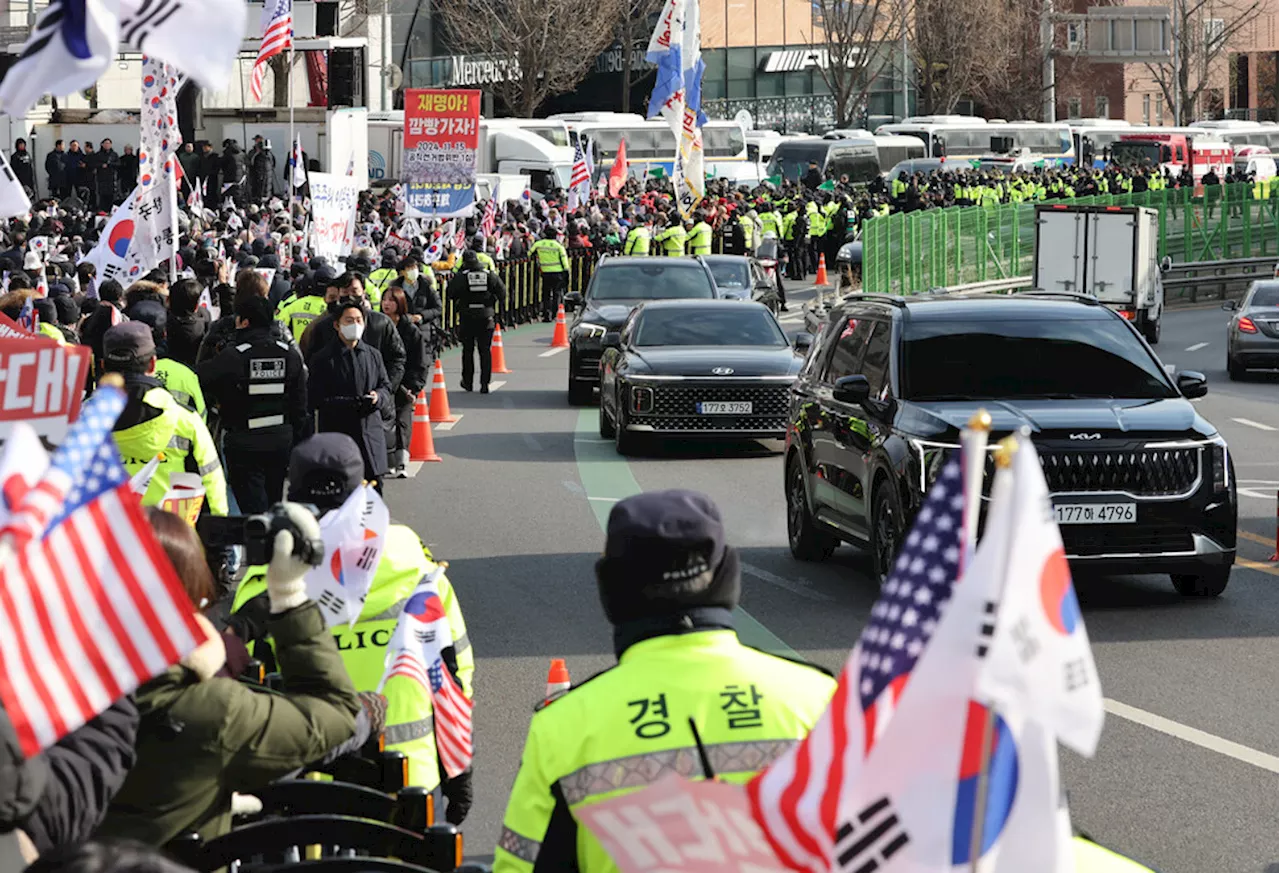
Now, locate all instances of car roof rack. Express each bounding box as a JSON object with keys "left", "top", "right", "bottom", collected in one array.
[
  {"left": 1014, "top": 291, "right": 1103, "bottom": 305},
  {"left": 834, "top": 292, "right": 909, "bottom": 307}
]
